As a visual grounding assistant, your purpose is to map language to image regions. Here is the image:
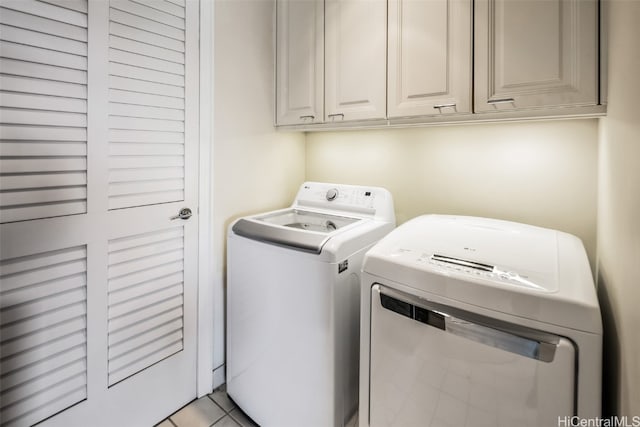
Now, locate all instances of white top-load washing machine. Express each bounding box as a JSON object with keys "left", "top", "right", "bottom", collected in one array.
[
  {"left": 227, "top": 182, "right": 395, "bottom": 427},
  {"left": 359, "top": 215, "right": 602, "bottom": 427}
]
